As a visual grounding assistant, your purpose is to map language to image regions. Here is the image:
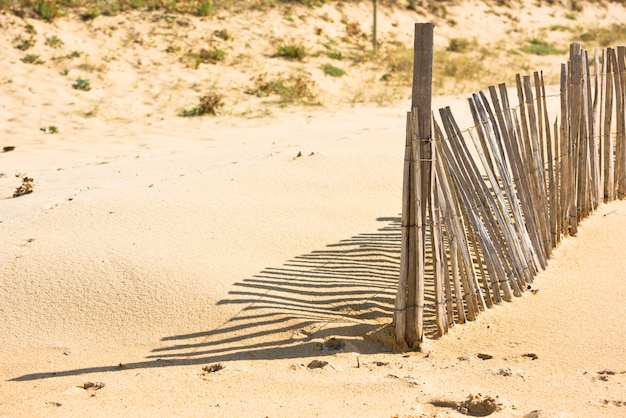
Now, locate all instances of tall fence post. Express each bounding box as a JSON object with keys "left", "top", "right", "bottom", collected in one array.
[{"left": 394, "top": 23, "right": 434, "bottom": 349}]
